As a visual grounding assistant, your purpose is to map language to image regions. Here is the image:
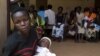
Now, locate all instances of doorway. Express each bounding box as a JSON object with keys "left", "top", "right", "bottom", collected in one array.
[
  {"left": 95, "top": 0, "right": 100, "bottom": 7},
  {"left": 7, "top": 0, "right": 10, "bottom": 36}
]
